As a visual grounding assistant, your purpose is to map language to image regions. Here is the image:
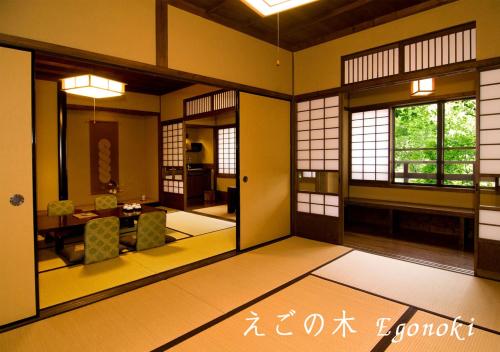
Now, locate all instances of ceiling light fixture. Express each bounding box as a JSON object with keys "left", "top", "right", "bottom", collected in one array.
[
  {"left": 241, "top": 0, "right": 318, "bottom": 17},
  {"left": 61, "top": 74, "right": 125, "bottom": 99},
  {"left": 410, "top": 78, "right": 435, "bottom": 96}
]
